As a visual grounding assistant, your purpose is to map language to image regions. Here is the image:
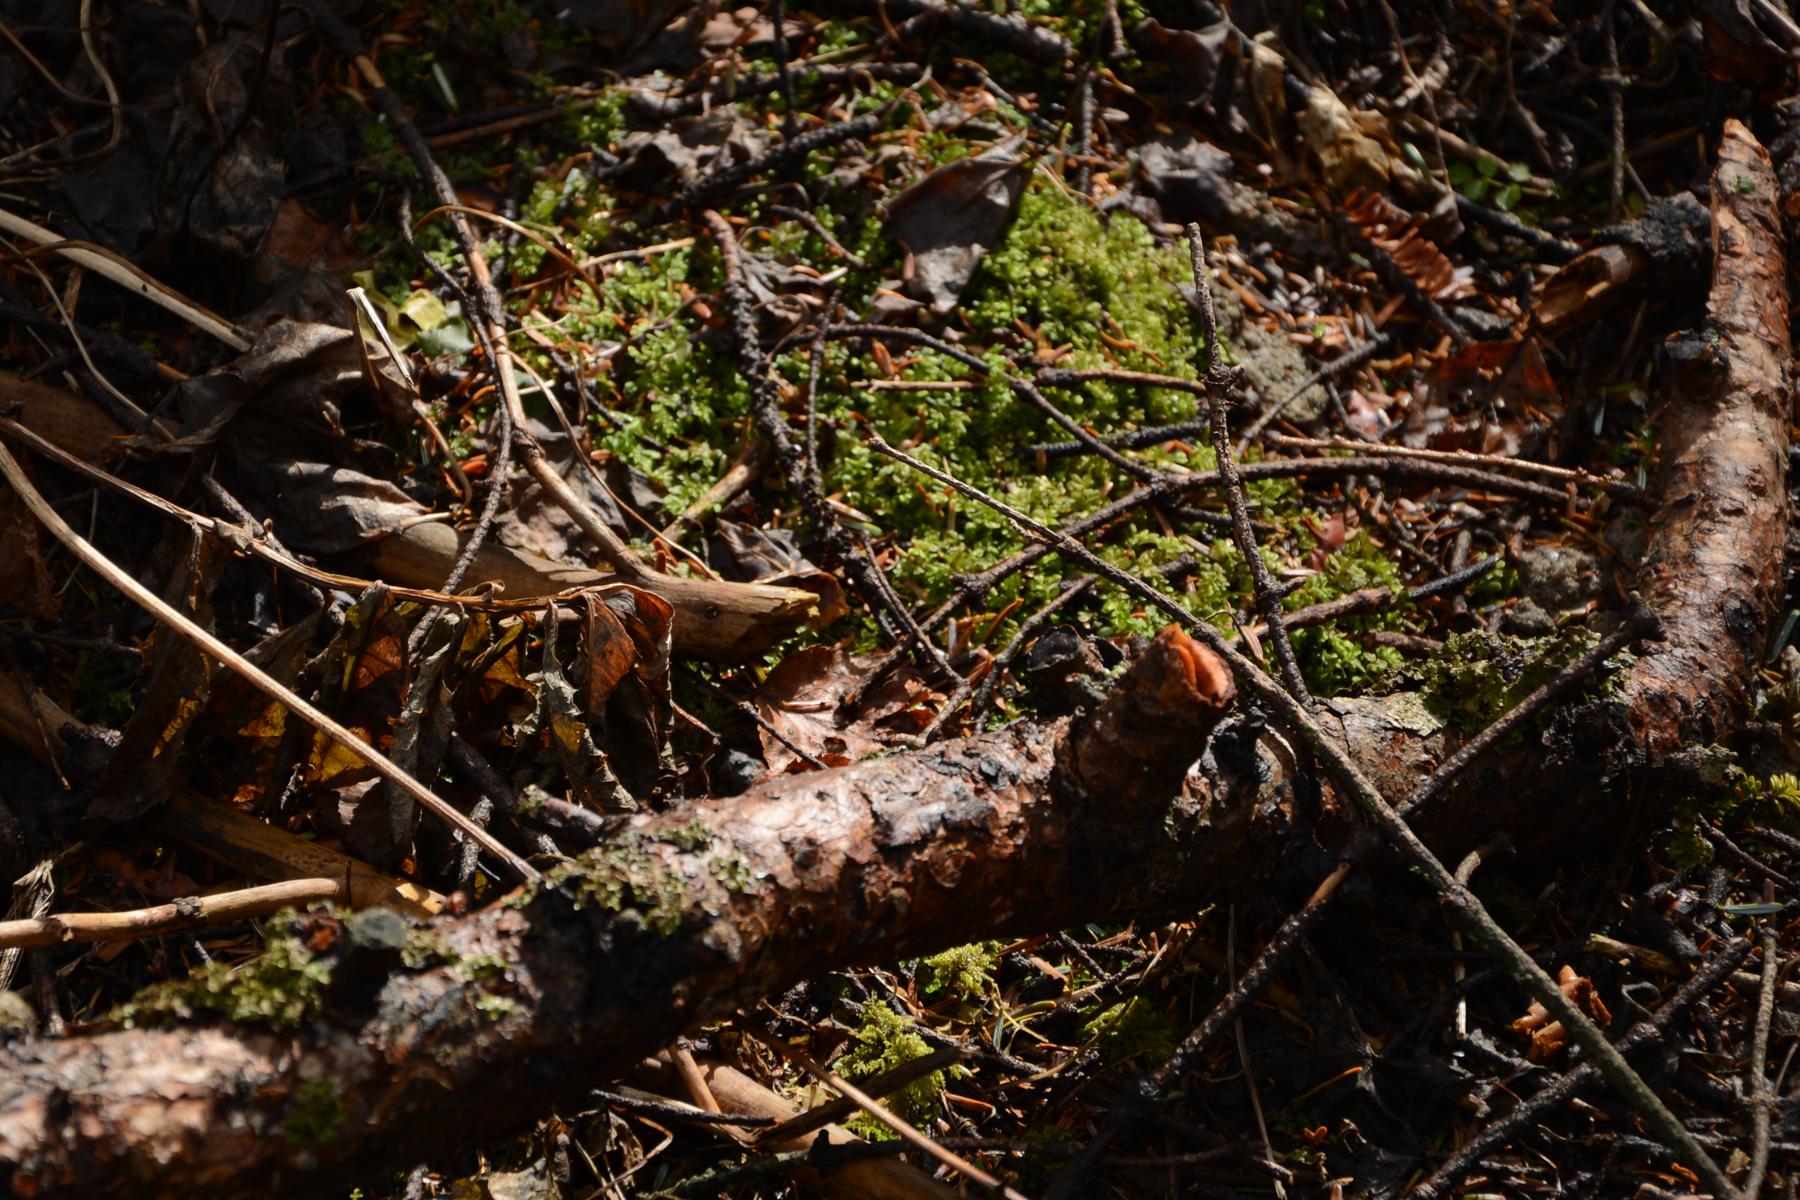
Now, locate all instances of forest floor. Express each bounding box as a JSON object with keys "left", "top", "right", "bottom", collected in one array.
[{"left": 3, "top": 0, "right": 1800, "bottom": 1197}]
